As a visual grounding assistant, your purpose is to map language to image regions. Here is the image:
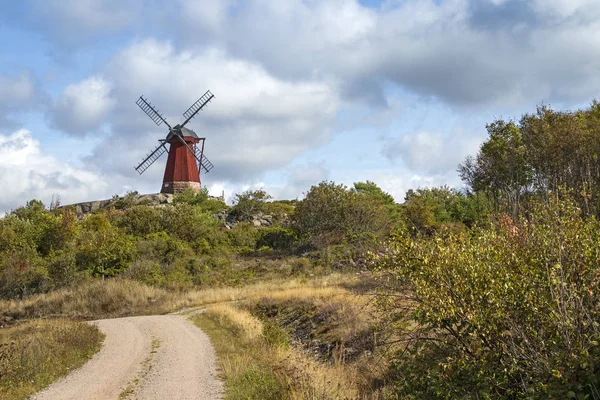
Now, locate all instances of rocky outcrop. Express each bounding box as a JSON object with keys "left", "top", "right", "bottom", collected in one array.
[
  {"left": 63, "top": 193, "right": 174, "bottom": 216},
  {"left": 213, "top": 211, "right": 277, "bottom": 229}
]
